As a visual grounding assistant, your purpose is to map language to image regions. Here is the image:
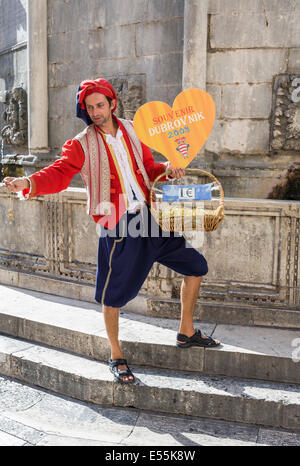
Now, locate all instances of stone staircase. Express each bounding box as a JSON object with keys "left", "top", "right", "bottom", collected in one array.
[
  {"left": 147, "top": 297, "right": 300, "bottom": 329},
  {"left": 0, "top": 284, "right": 299, "bottom": 434}
]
